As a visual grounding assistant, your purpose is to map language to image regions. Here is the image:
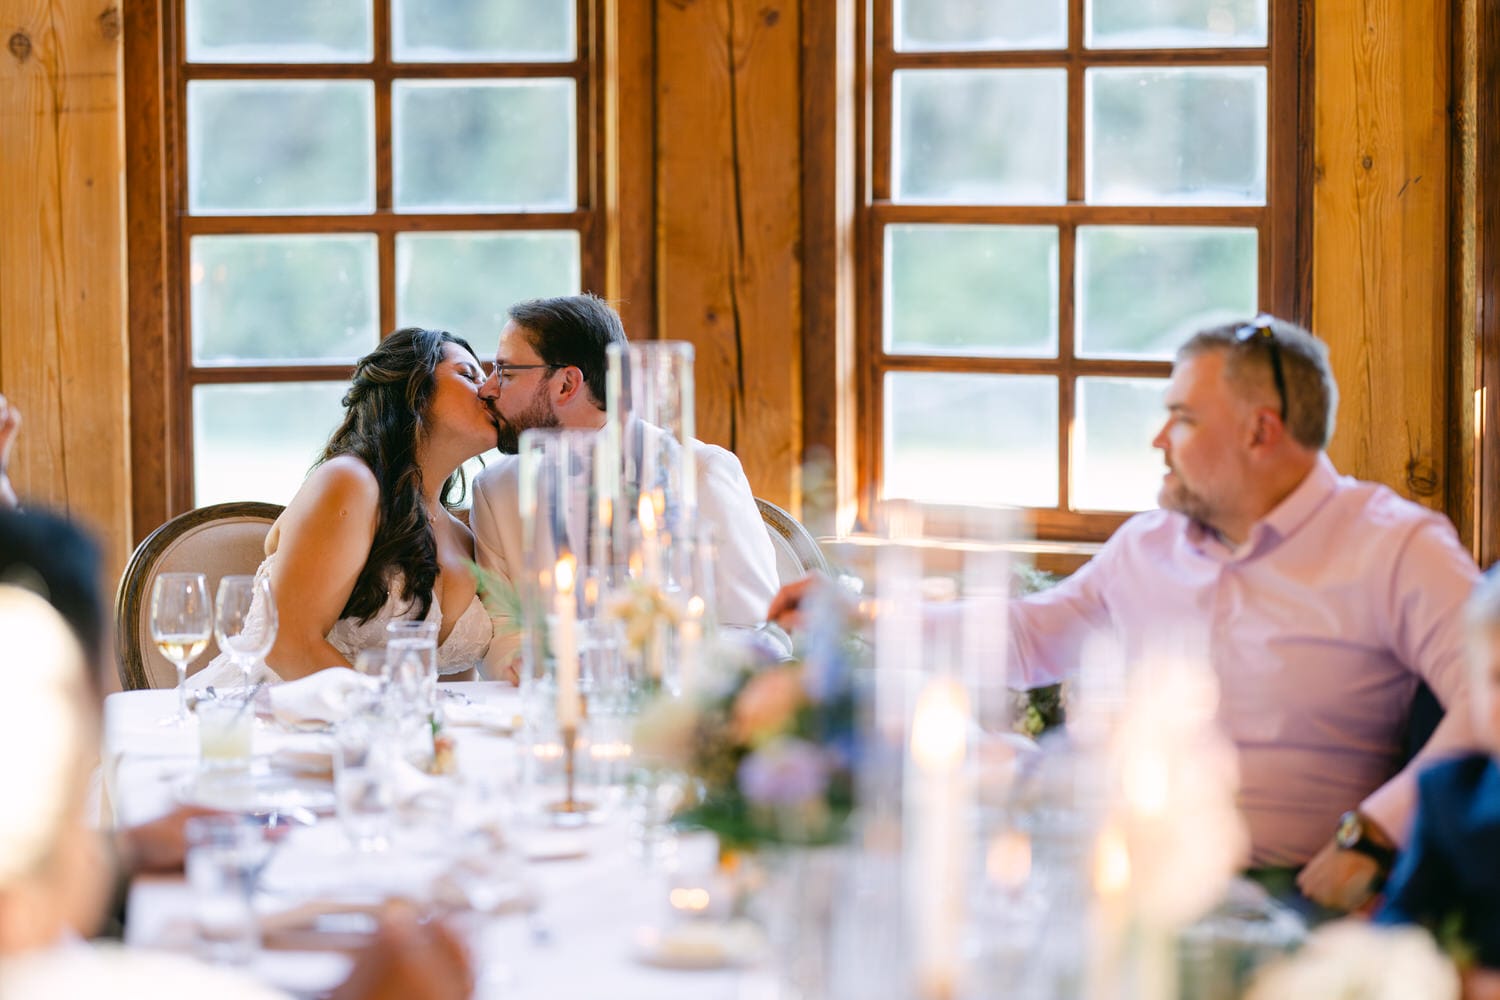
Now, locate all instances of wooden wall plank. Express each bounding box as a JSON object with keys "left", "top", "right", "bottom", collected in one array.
[
  {"left": 655, "top": 0, "right": 802, "bottom": 509},
  {"left": 1313, "top": 0, "right": 1451, "bottom": 510},
  {"left": 0, "top": 0, "right": 132, "bottom": 581}
]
